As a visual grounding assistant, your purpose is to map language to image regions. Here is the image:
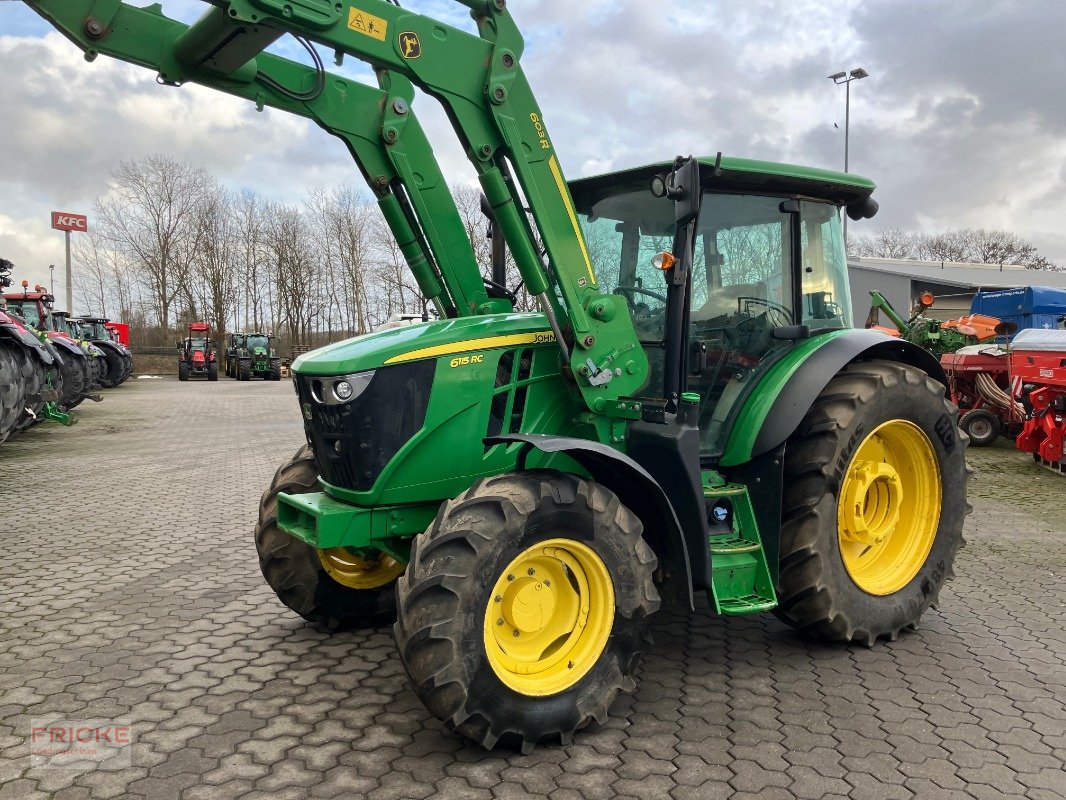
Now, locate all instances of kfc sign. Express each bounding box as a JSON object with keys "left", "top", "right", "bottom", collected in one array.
[{"left": 51, "top": 212, "right": 88, "bottom": 233}]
